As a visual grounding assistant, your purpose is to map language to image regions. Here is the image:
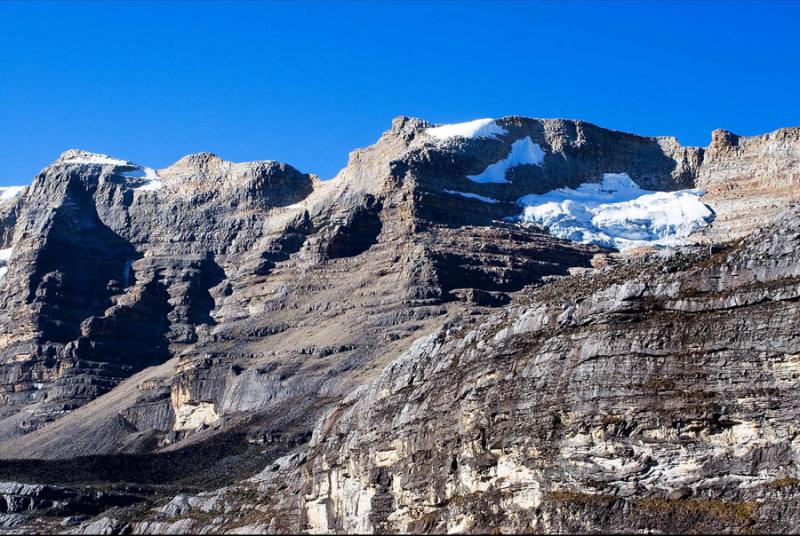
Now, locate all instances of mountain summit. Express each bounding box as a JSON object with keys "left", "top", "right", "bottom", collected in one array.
[{"left": 0, "top": 116, "right": 799, "bottom": 533}]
